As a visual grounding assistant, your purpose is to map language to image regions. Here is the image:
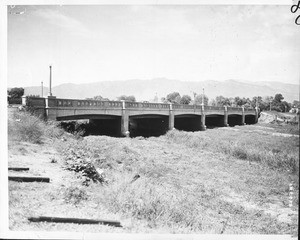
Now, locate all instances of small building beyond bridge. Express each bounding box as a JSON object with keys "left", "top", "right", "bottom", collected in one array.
[{"left": 22, "top": 96, "right": 259, "bottom": 137}]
